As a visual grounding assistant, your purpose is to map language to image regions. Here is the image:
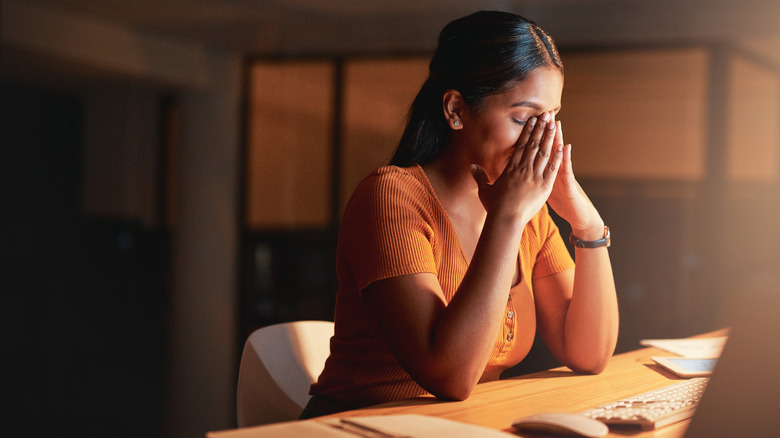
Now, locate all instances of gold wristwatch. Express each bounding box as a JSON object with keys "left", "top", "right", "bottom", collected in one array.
[{"left": 569, "top": 226, "right": 610, "bottom": 248}]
